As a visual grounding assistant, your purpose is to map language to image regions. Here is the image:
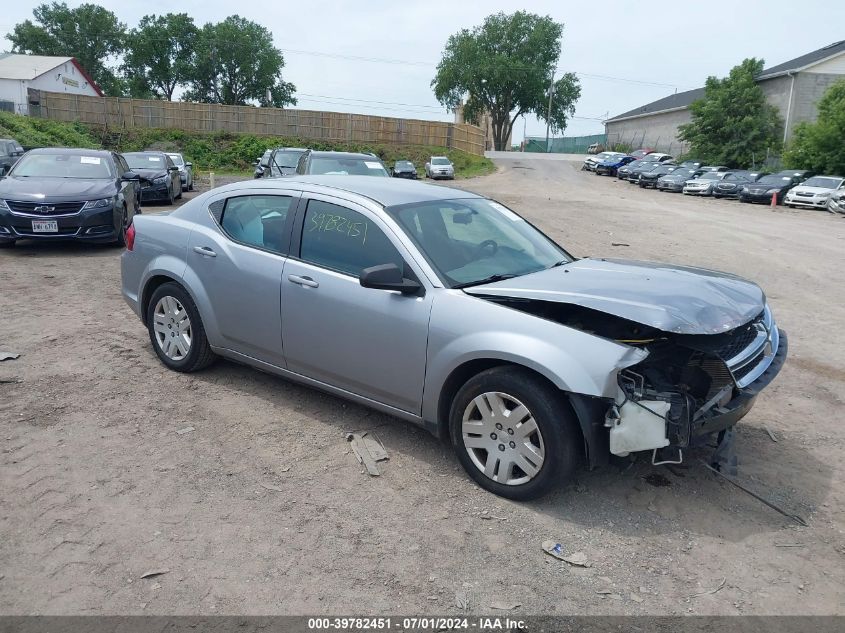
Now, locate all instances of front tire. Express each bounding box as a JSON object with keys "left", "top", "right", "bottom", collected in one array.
[
  {"left": 449, "top": 367, "right": 580, "bottom": 500},
  {"left": 114, "top": 206, "right": 128, "bottom": 246},
  {"left": 146, "top": 283, "right": 216, "bottom": 373}
]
